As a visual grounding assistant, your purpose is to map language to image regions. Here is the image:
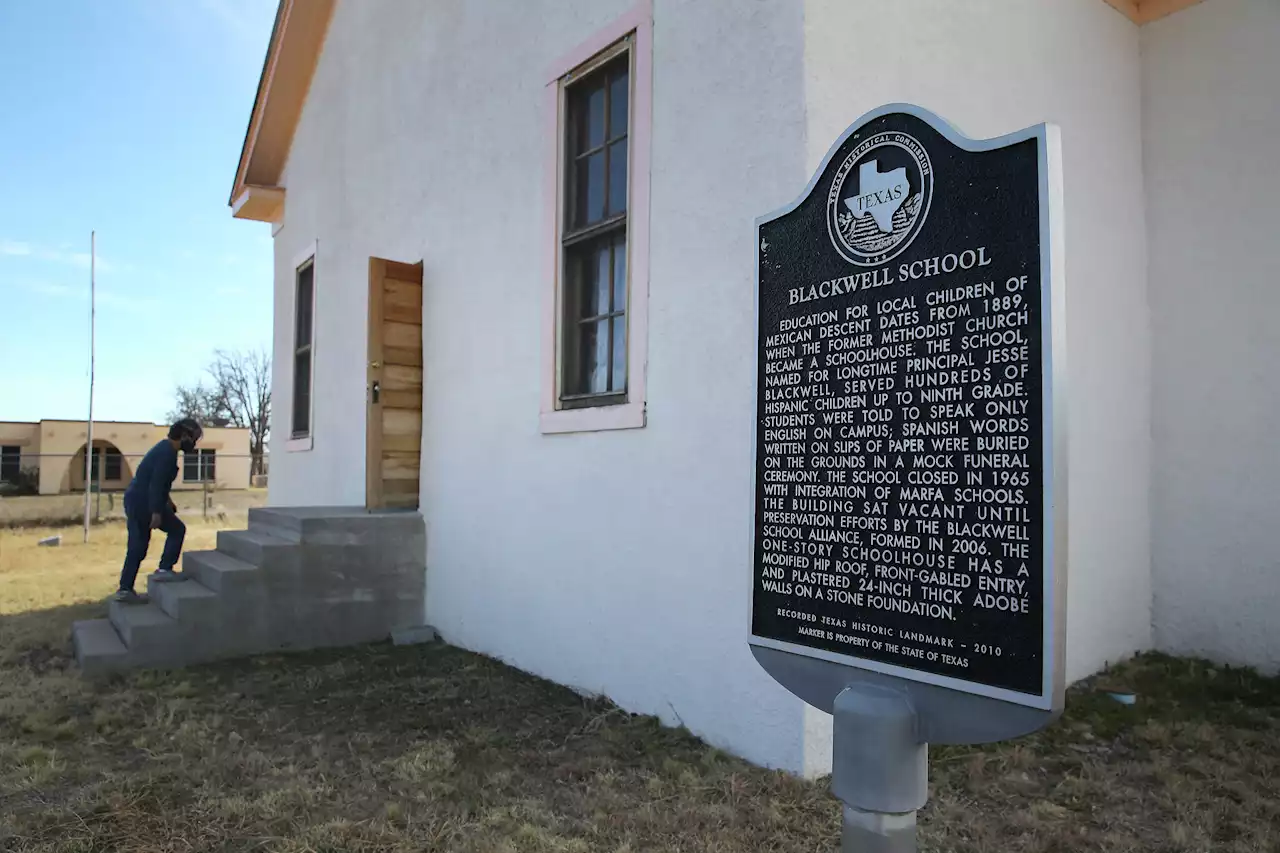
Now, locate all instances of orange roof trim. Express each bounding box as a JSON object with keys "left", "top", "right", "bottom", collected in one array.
[
  {"left": 1101, "top": 0, "right": 1205, "bottom": 24},
  {"left": 229, "top": 0, "right": 335, "bottom": 223}
]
